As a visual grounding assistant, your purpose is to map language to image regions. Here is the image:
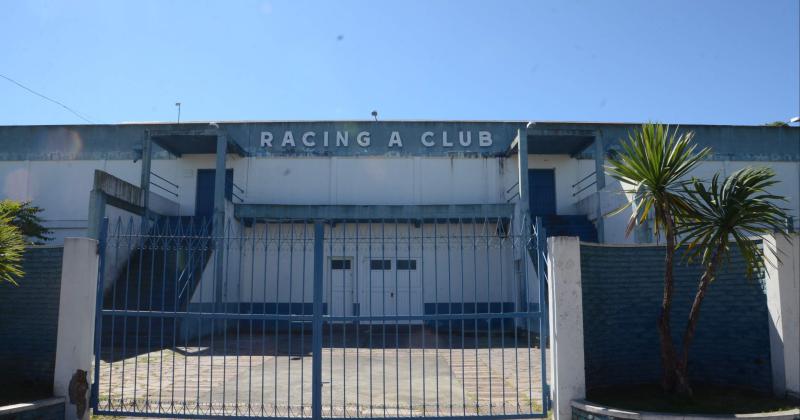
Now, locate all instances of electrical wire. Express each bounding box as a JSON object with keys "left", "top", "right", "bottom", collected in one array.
[{"left": 0, "top": 73, "right": 95, "bottom": 124}]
